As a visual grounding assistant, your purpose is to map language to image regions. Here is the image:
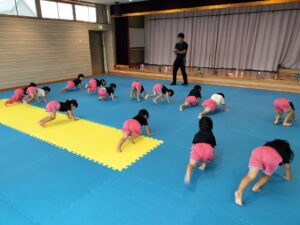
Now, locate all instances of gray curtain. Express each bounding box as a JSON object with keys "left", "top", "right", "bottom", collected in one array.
[
  {"left": 96, "top": 4, "right": 110, "bottom": 24},
  {"left": 145, "top": 2, "right": 300, "bottom": 71}
]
